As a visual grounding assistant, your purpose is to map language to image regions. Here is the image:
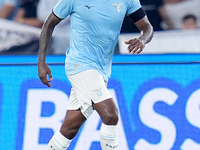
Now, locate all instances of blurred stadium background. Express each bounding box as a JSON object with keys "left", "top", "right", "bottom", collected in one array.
[{"left": 0, "top": 0, "right": 200, "bottom": 149}]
